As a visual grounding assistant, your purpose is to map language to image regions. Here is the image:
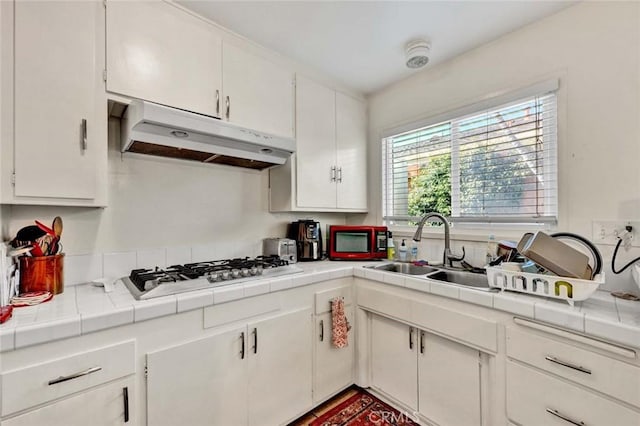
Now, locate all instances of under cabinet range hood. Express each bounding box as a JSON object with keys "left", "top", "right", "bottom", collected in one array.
[{"left": 121, "top": 100, "right": 295, "bottom": 170}]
